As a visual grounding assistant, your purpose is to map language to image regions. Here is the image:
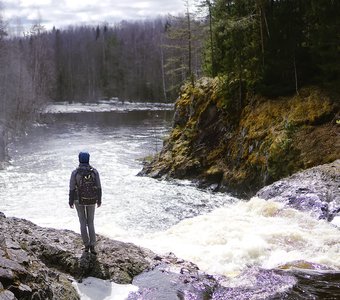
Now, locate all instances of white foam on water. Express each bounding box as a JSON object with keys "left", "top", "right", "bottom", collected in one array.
[
  {"left": 131, "top": 197, "right": 340, "bottom": 277},
  {"left": 331, "top": 215, "right": 340, "bottom": 228},
  {"left": 1, "top": 108, "right": 339, "bottom": 294},
  {"left": 44, "top": 101, "right": 173, "bottom": 114}
]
